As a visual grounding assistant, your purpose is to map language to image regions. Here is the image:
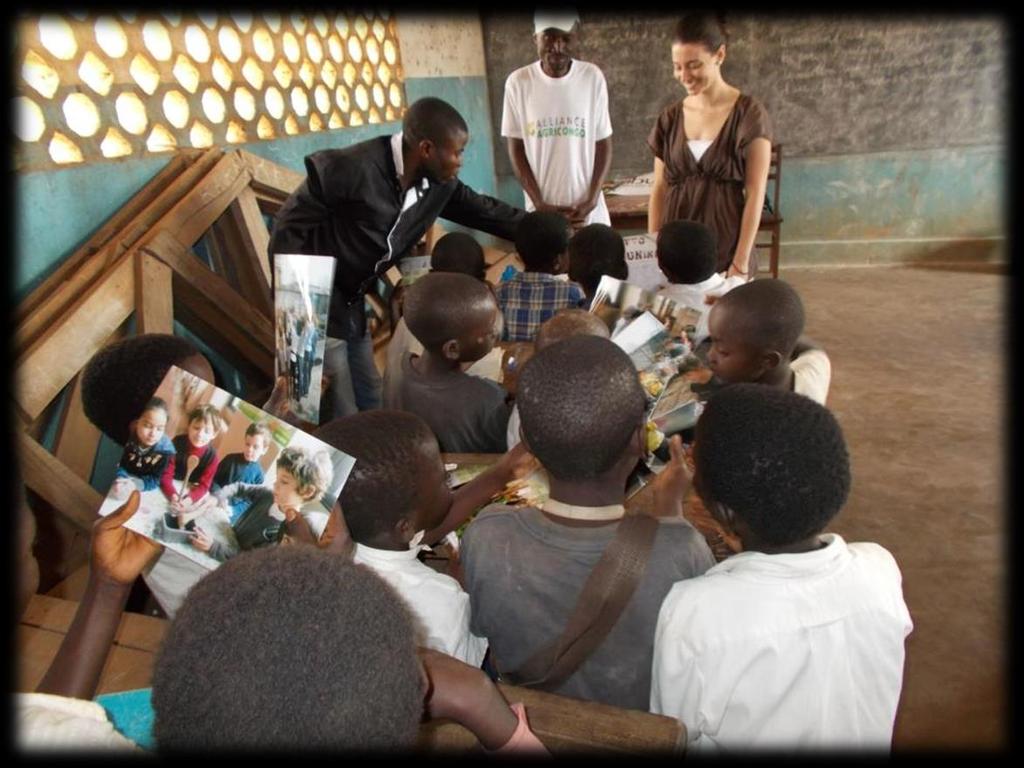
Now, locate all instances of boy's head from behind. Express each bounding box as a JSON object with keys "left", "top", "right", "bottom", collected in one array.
[
  {"left": 152, "top": 546, "right": 424, "bottom": 751},
  {"left": 184, "top": 405, "right": 224, "bottom": 449},
  {"left": 535, "top": 308, "right": 610, "bottom": 352},
  {"left": 656, "top": 219, "right": 717, "bottom": 285},
  {"left": 707, "top": 278, "right": 805, "bottom": 384},
  {"left": 567, "top": 223, "right": 628, "bottom": 297},
  {"left": 243, "top": 422, "right": 272, "bottom": 463},
  {"left": 314, "top": 411, "right": 450, "bottom": 549},
  {"left": 694, "top": 384, "right": 850, "bottom": 548},
  {"left": 404, "top": 271, "right": 501, "bottom": 364},
  {"left": 515, "top": 211, "right": 571, "bottom": 273},
  {"left": 518, "top": 335, "right": 646, "bottom": 482},
  {"left": 431, "top": 231, "right": 486, "bottom": 281},
  {"left": 274, "top": 445, "right": 333, "bottom": 508},
  {"left": 82, "top": 334, "right": 214, "bottom": 445}
]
